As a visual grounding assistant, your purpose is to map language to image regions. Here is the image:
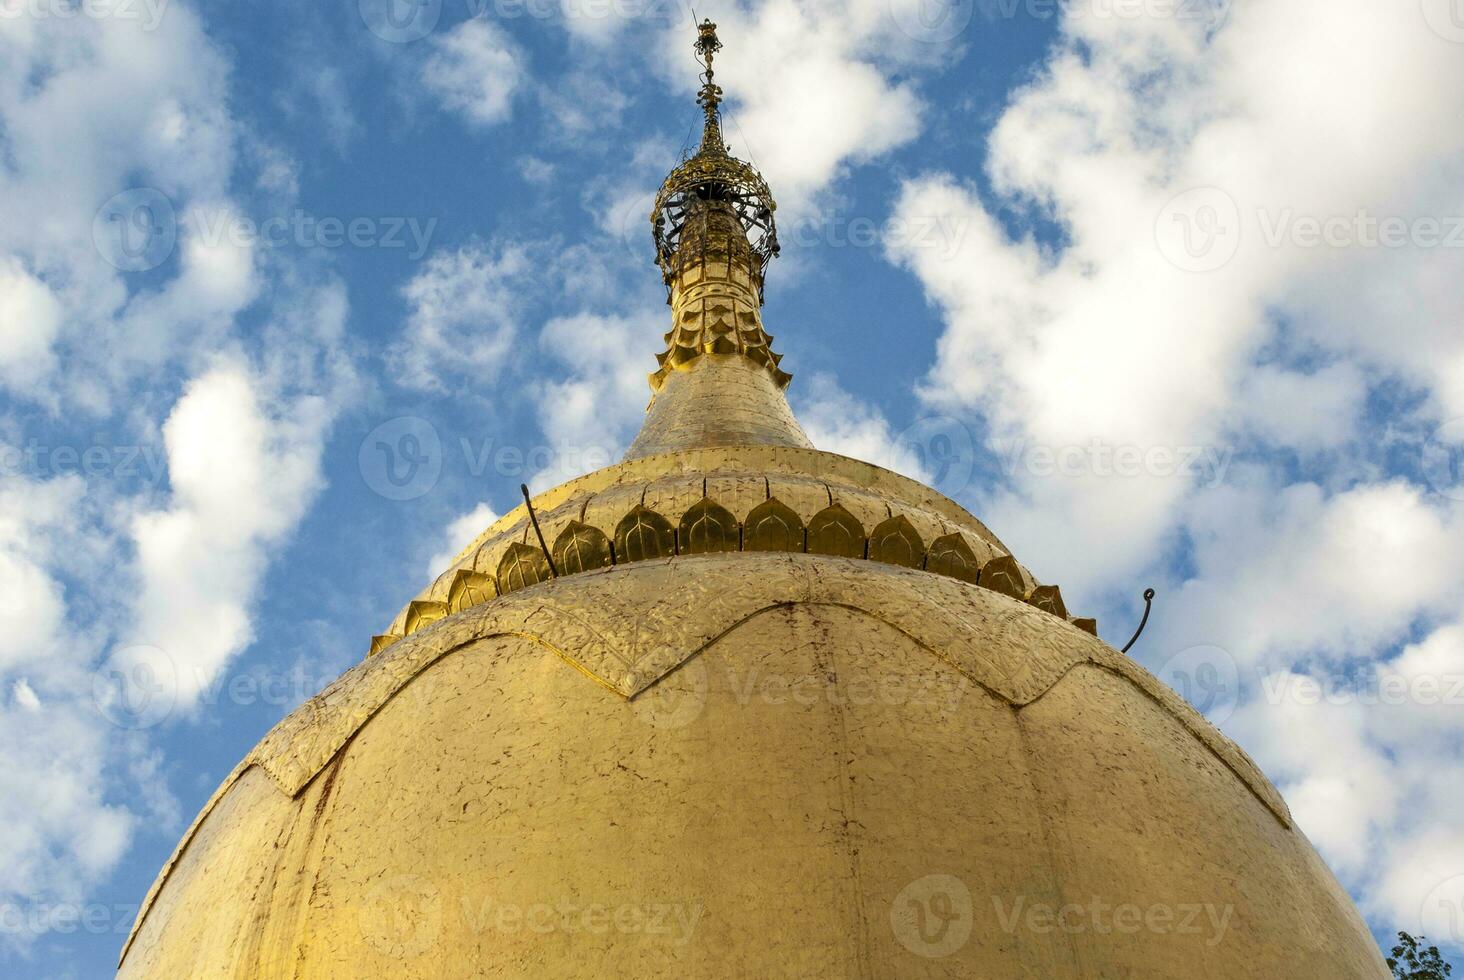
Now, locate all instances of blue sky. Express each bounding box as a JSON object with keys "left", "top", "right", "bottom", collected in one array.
[{"left": 3, "top": 0, "right": 1464, "bottom": 974}]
